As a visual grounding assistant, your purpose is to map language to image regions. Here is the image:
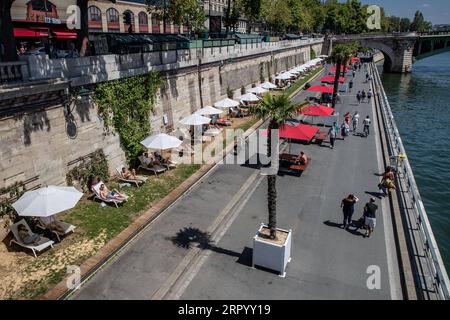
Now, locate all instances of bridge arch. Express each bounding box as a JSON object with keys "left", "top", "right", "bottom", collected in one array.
[{"left": 358, "top": 40, "right": 395, "bottom": 72}]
